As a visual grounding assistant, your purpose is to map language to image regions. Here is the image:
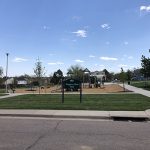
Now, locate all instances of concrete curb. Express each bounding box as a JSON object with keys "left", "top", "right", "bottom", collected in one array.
[
  {"left": 0, "top": 114, "right": 110, "bottom": 120},
  {"left": 0, "top": 110, "right": 149, "bottom": 120}
]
